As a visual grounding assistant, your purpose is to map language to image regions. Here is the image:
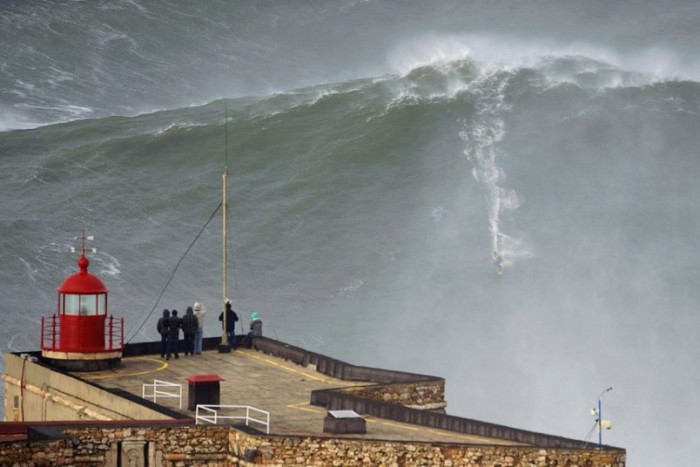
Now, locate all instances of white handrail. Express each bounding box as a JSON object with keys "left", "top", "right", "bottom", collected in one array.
[
  {"left": 196, "top": 404, "right": 270, "bottom": 434},
  {"left": 142, "top": 379, "right": 182, "bottom": 409}
]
